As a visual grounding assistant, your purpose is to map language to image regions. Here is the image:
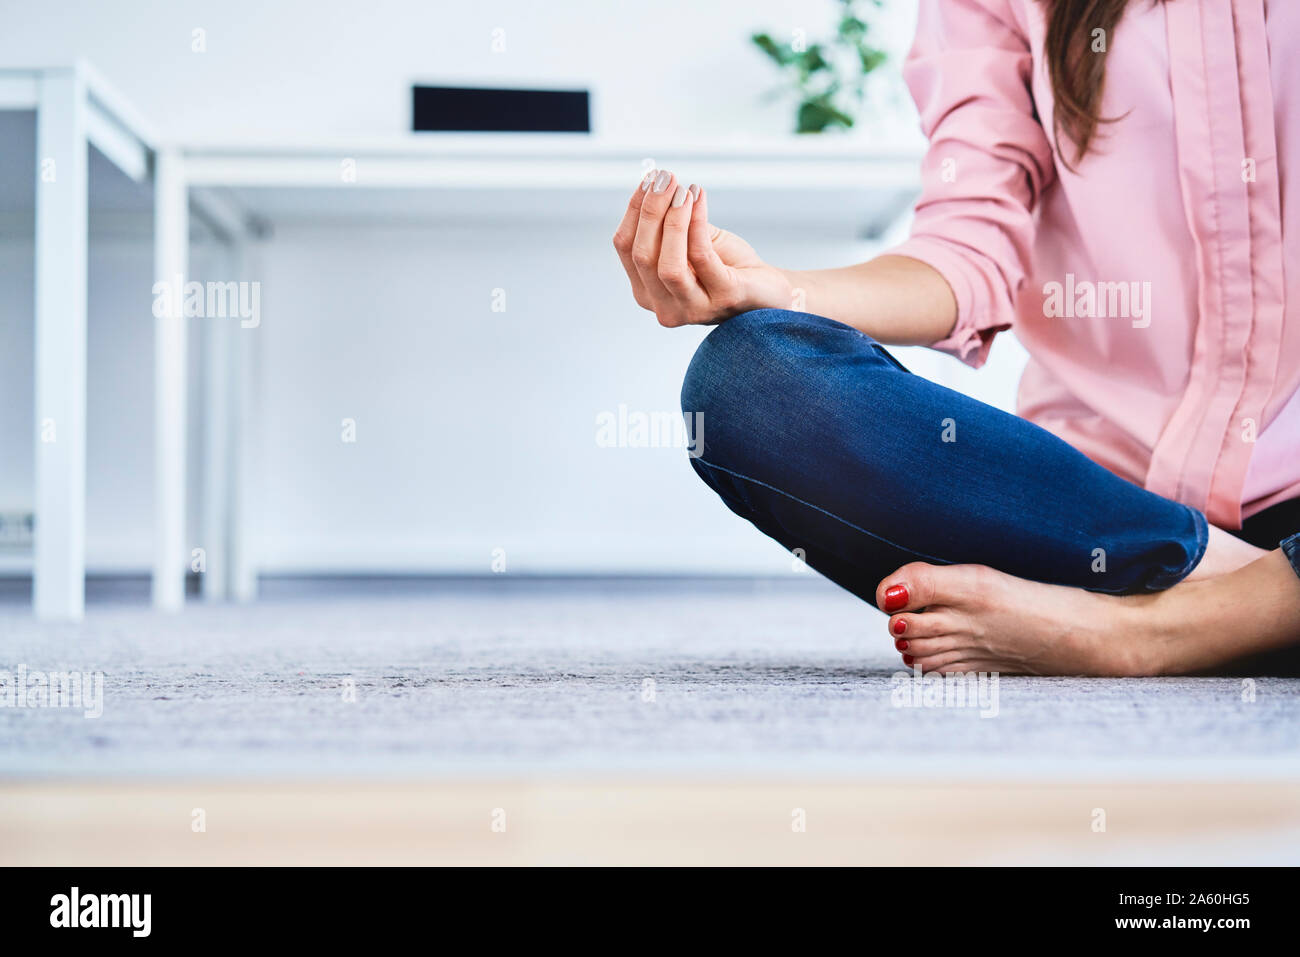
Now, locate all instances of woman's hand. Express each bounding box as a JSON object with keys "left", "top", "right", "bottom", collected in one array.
[{"left": 612, "top": 169, "right": 794, "bottom": 327}]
